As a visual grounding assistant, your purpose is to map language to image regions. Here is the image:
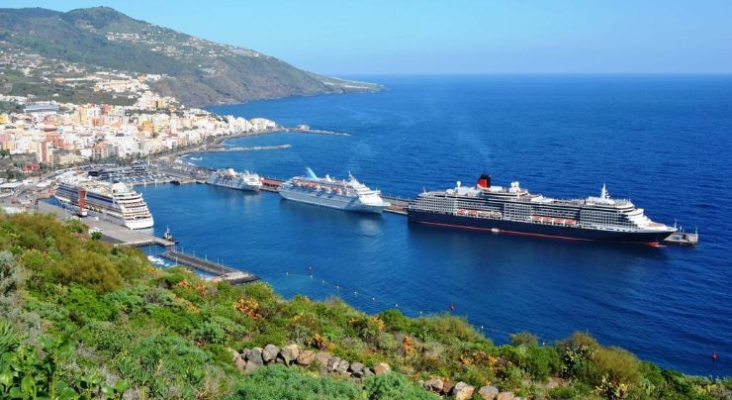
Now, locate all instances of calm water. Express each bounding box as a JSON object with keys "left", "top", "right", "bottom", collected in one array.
[{"left": 140, "top": 75, "right": 731, "bottom": 377}]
